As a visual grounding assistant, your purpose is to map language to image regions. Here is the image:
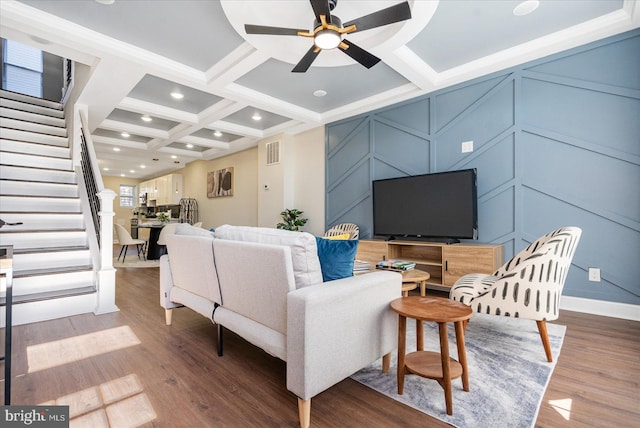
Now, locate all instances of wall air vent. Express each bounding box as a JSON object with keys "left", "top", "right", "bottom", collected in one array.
[{"left": 266, "top": 141, "right": 280, "bottom": 165}]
